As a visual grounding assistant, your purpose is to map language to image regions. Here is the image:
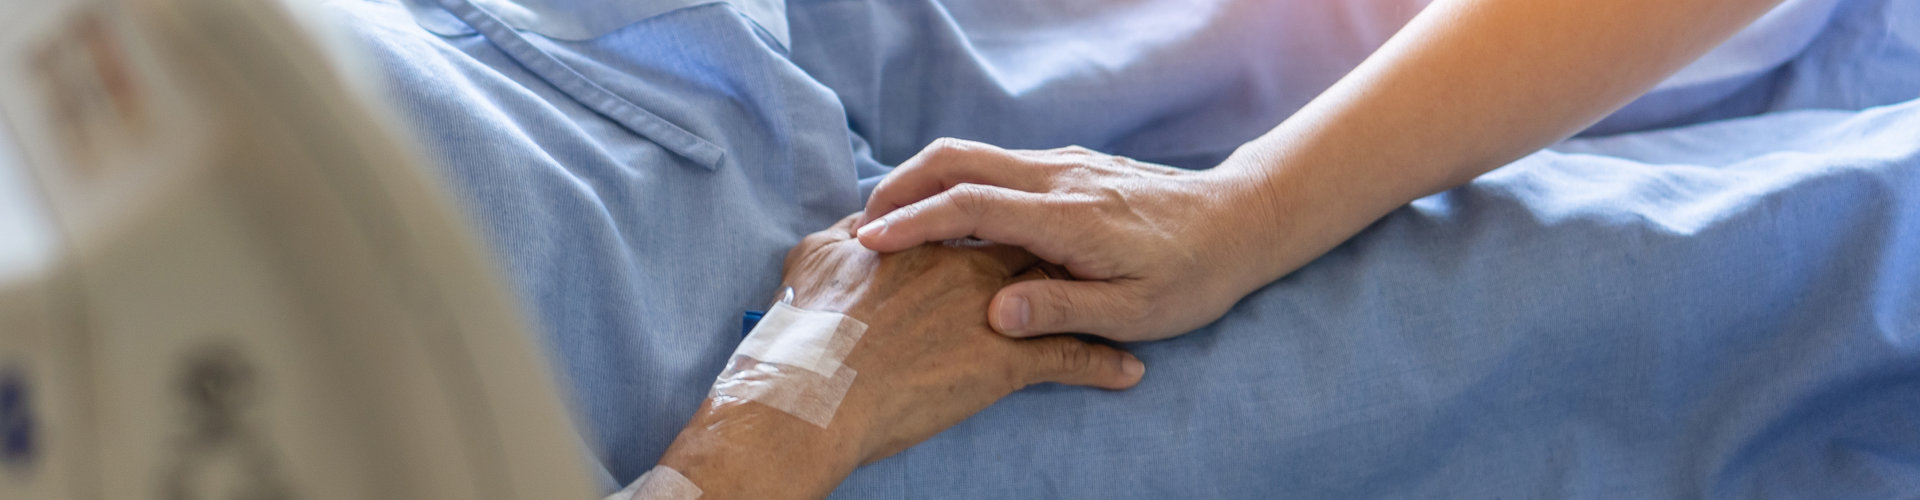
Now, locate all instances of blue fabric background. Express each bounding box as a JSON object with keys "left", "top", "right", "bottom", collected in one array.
[{"left": 321, "top": 0, "right": 1920, "bottom": 496}]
